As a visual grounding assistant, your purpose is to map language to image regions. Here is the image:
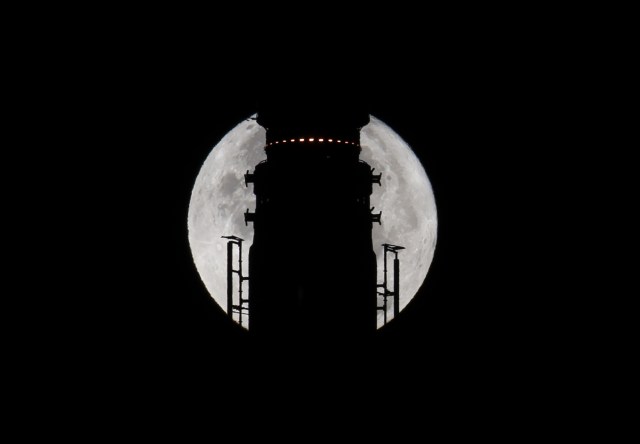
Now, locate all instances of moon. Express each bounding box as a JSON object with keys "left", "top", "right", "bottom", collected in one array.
[{"left": 188, "top": 115, "right": 437, "bottom": 329}]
